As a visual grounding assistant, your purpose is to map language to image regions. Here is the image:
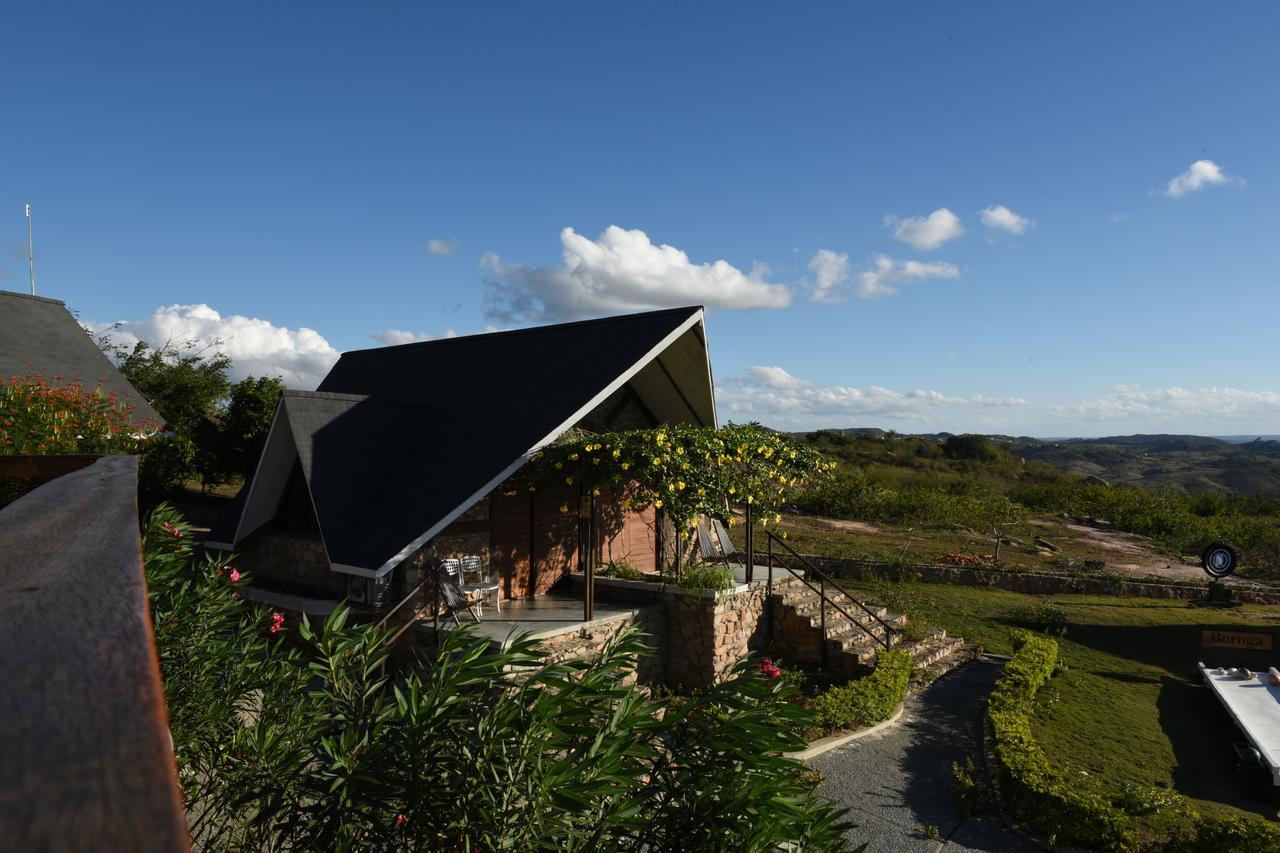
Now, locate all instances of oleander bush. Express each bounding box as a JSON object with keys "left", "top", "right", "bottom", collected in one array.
[
  {"left": 144, "top": 504, "right": 857, "bottom": 852},
  {"left": 809, "top": 648, "right": 912, "bottom": 736}
]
